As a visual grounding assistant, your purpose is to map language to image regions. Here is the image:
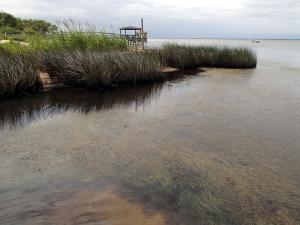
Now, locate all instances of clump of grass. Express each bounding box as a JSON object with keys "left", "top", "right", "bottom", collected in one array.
[
  {"left": 120, "top": 157, "right": 241, "bottom": 225},
  {"left": 41, "top": 50, "right": 163, "bottom": 86},
  {"left": 160, "top": 43, "right": 257, "bottom": 69},
  {"left": 0, "top": 47, "right": 41, "bottom": 99}
]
